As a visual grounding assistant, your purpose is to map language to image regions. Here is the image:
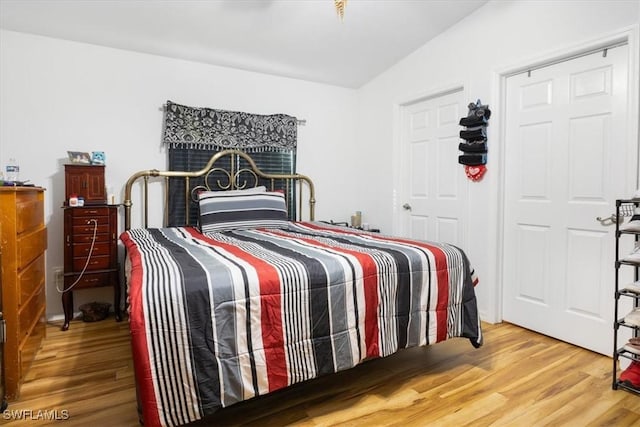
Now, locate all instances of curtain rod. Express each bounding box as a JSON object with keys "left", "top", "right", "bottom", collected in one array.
[
  {"left": 161, "top": 103, "right": 306, "bottom": 126},
  {"left": 506, "top": 40, "right": 628, "bottom": 78}
]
